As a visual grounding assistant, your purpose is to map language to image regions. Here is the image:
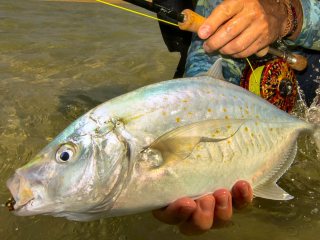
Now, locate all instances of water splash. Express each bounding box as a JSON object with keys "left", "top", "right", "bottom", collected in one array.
[
  {"left": 292, "top": 83, "right": 320, "bottom": 124},
  {"left": 306, "top": 88, "right": 320, "bottom": 124}
]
